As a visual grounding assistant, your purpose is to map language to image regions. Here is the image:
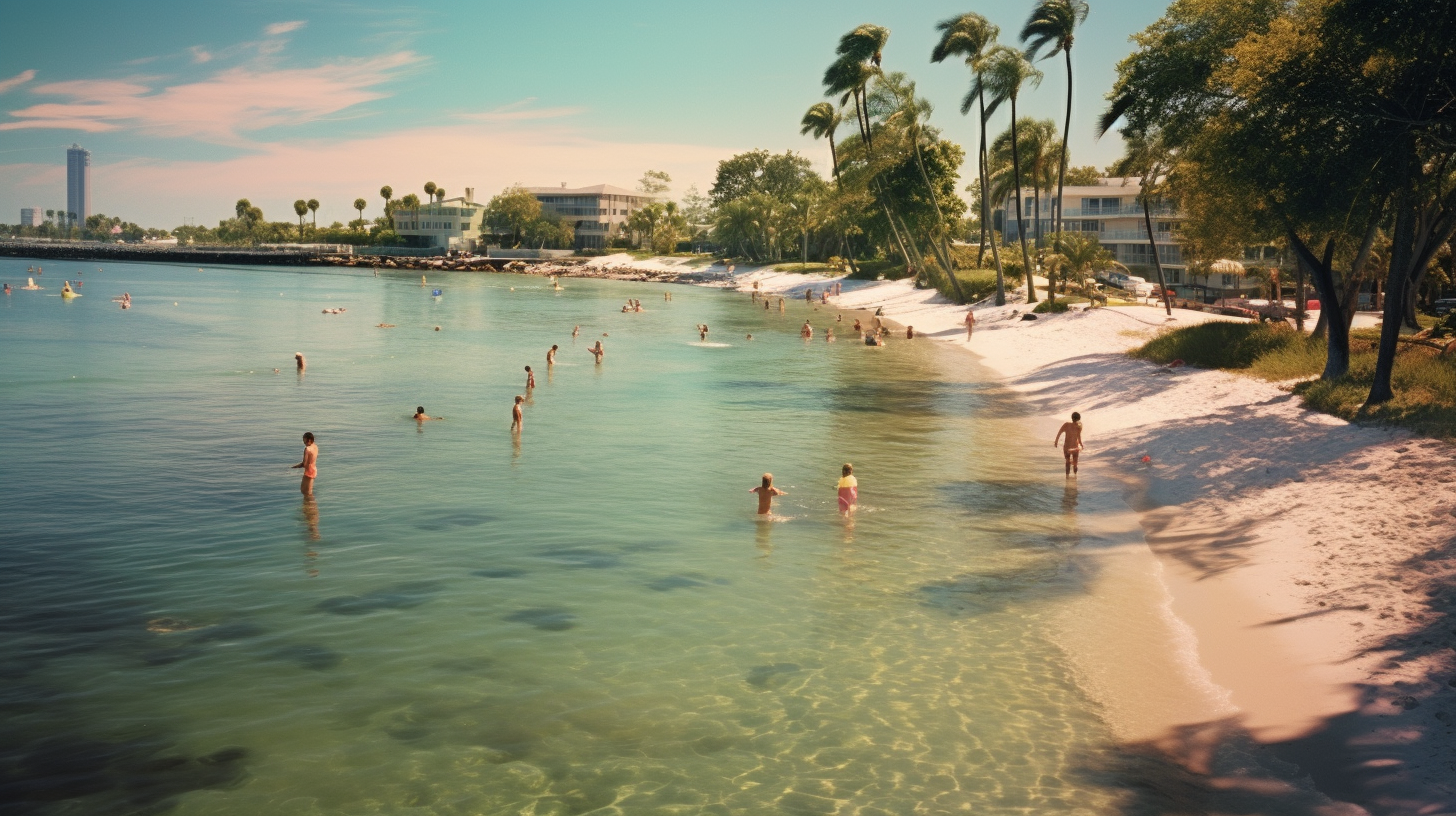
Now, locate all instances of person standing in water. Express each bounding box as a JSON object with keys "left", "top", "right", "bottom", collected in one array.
[
  {"left": 837, "top": 464, "right": 858, "bottom": 514},
  {"left": 294, "top": 353, "right": 306, "bottom": 373},
  {"left": 291, "top": 432, "right": 318, "bottom": 497},
  {"left": 1054, "top": 412, "right": 1085, "bottom": 476},
  {"left": 750, "top": 473, "right": 787, "bottom": 515},
  {"left": 414, "top": 406, "right": 443, "bottom": 421},
  {"left": 699, "top": 324, "right": 709, "bottom": 341},
  {"left": 572, "top": 325, "right": 581, "bottom": 339},
  {"left": 800, "top": 321, "right": 813, "bottom": 340},
  {"left": 547, "top": 345, "right": 558, "bottom": 366},
  {"left": 588, "top": 340, "right": 604, "bottom": 364},
  {"left": 525, "top": 366, "right": 536, "bottom": 389},
  {"left": 511, "top": 396, "right": 525, "bottom": 431}
]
